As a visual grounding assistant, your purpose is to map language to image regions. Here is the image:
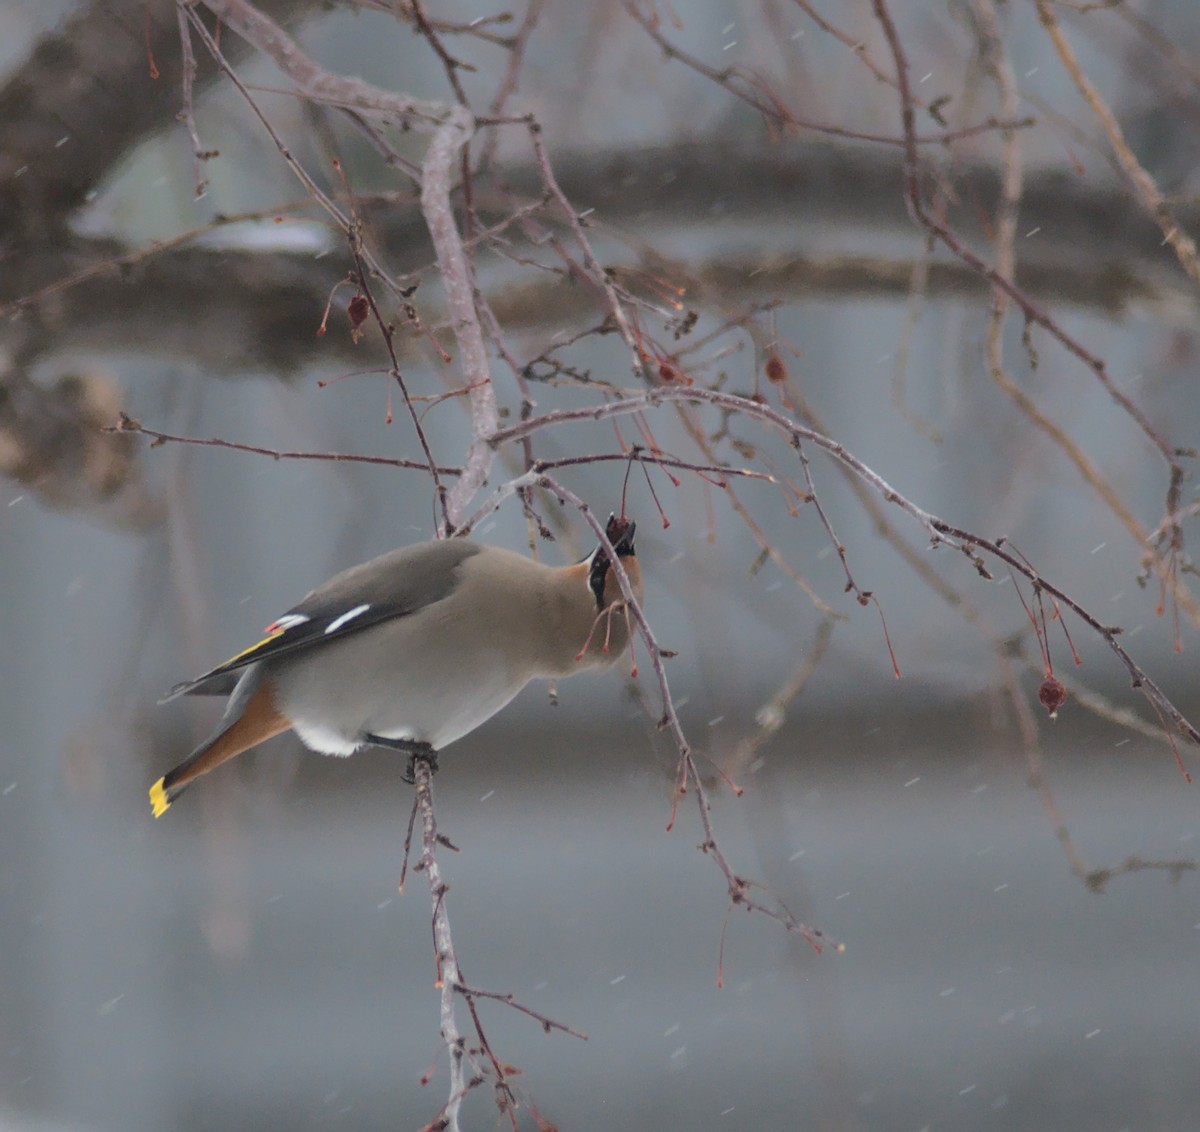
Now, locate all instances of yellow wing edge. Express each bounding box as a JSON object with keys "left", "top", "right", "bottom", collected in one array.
[{"left": 222, "top": 628, "right": 286, "bottom": 668}]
